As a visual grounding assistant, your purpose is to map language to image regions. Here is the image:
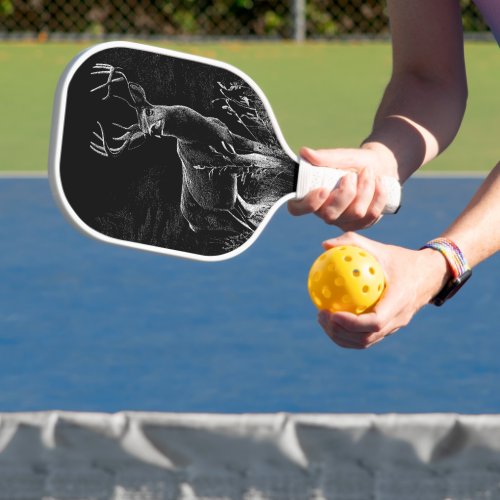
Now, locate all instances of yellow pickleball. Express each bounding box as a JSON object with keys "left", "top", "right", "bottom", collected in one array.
[{"left": 308, "top": 245, "right": 385, "bottom": 315}]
